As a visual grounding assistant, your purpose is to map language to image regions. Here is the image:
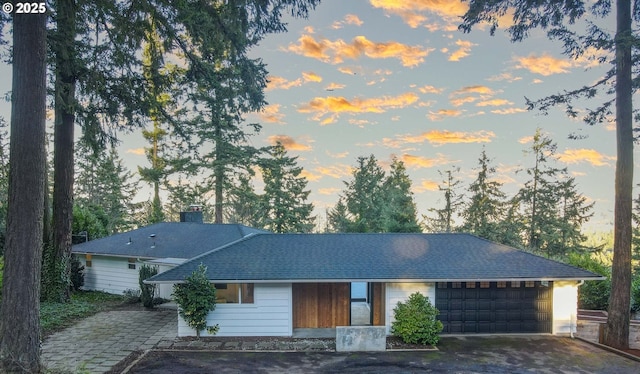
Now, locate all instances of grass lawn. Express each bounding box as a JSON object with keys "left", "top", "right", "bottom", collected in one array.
[{"left": 40, "top": 290, "right": 132, "bottom": 337}]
